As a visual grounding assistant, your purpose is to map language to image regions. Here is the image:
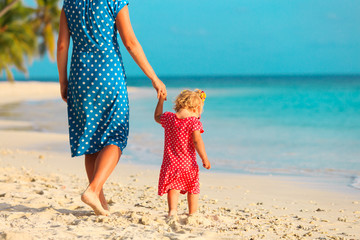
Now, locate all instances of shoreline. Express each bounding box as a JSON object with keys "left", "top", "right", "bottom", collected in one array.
[
  {"left": 1, "top": 81, "right": 359, "bottom": 194},
  {"left": 1, "top": 81, "right": 359, "bottom": 192},
  {"left": 1, "top": 81, "right": 360, "bottom": 239}
]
